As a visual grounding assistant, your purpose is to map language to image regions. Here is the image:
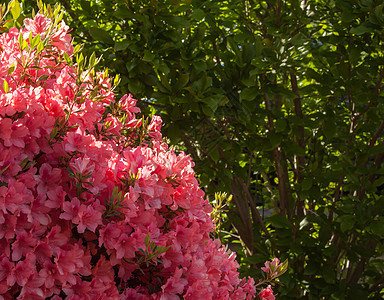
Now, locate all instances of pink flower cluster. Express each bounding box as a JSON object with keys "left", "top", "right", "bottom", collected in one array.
[
  {"left": 0, "top": 11, "right": 258, "bottom": 299},
  {"left": 261, "top": 258, "right": 283, "bottom": 279}
]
